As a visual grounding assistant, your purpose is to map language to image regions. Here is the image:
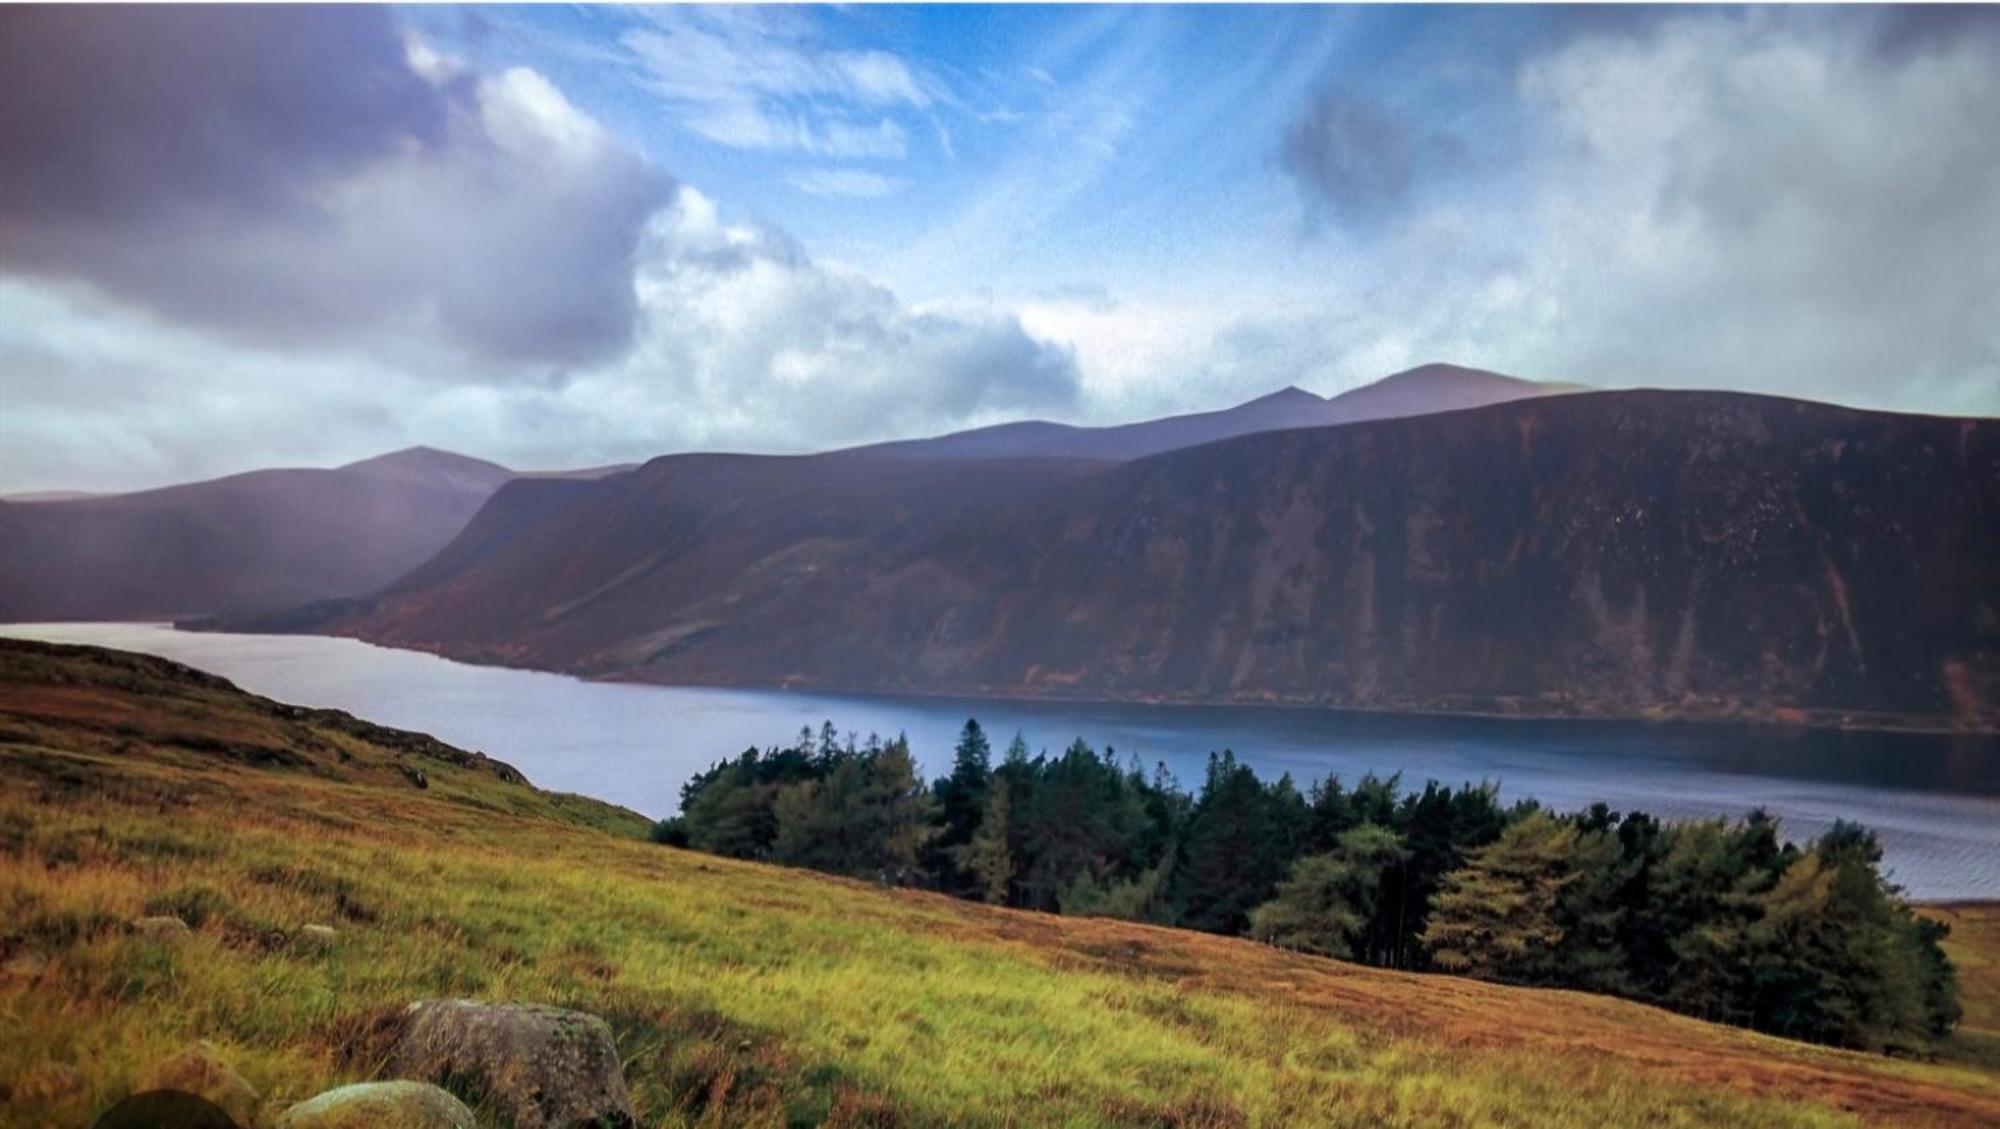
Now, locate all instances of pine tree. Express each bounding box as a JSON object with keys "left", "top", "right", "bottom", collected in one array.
[
  {"left": 1422, "top": 811, "right": 1579, "bottom": 982},
  {"left": 1172, "top": 751, "right": 1309, "bottom": 934},
  {"left": 772, "top": 736, "right": 933, "bottom": 884},
  {"left": 1748, "top": 822, "right": 1940, "bottom": 1052},
  {"left": 1249, "top": 823, "right": 1408, "bottom": 959},
  {"left": 958, "top": 776, "right": 1016, "bottom": 904},
  {"left": 929, "top": 719, "right": 994, "bottom": 892}
]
